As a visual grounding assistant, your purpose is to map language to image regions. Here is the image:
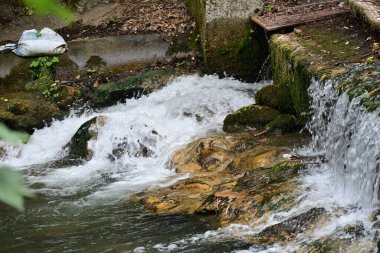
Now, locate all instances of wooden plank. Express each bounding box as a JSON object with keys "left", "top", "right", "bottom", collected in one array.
[{"left": 252, "top": 7, "right": 350, "bottom": 32}]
